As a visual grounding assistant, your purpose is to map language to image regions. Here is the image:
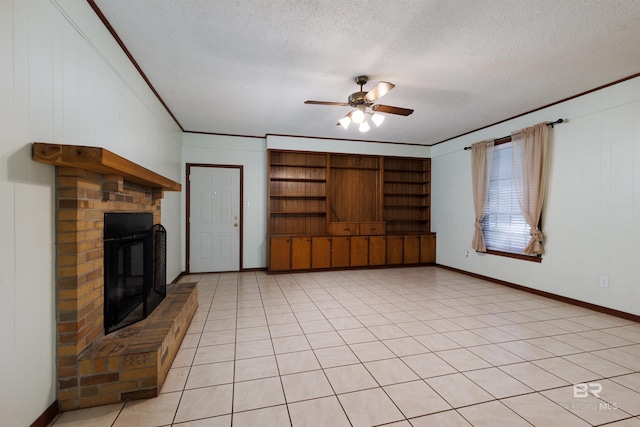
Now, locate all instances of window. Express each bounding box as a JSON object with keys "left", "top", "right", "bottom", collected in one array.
[{"left": 482, "top": 141, "right": 536, "bottom": 257}]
